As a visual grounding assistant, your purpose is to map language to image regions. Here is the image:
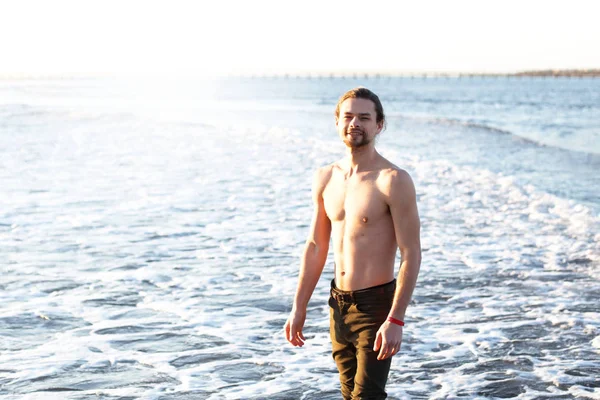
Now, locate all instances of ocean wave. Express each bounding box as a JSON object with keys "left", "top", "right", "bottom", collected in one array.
[{"left": 396, "top": 113, "right": 600, "bottom": 156}]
